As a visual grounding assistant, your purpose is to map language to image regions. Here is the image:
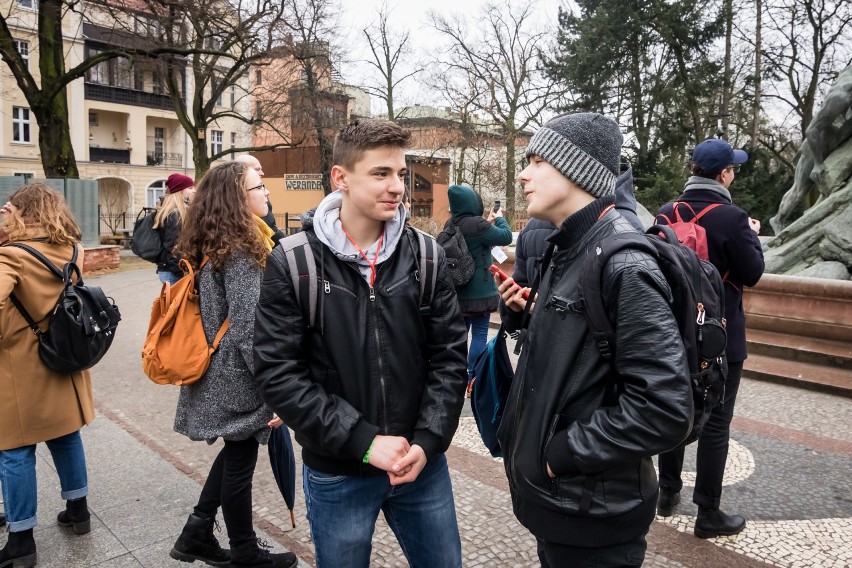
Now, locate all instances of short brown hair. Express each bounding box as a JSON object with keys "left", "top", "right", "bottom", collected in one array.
[
  {"left": 3, "top": 183, "right": 81, "bottom": 246},
  {"left": 333, "top": 119, "right": 412, "bottom": 170}
]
